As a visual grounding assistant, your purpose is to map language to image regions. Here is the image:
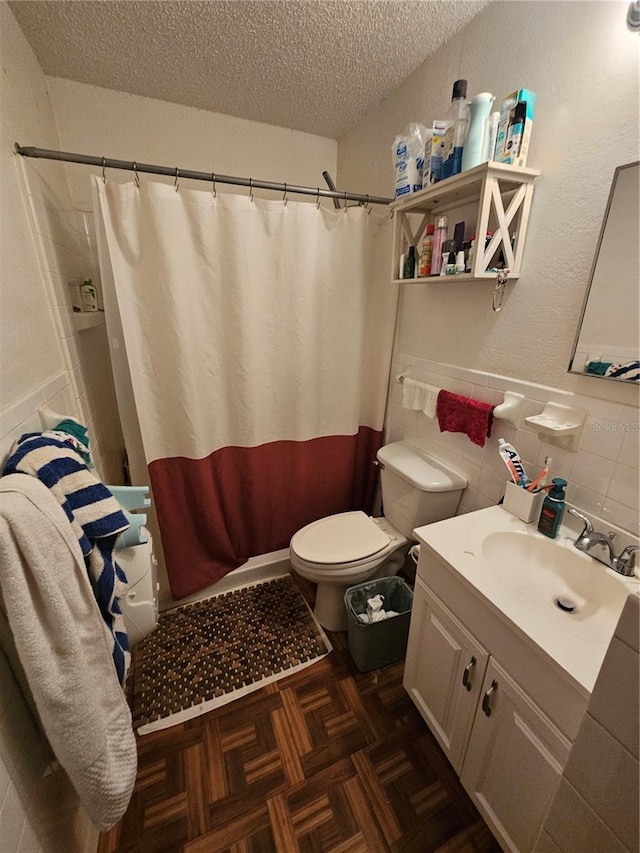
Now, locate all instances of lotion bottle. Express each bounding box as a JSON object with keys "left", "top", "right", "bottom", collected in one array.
[
  {"left": 80, "top": 278, "right": 98, "bottom": 312},
  {"left": 537, "top": 478, "right": 567, "bottom": 539}
]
